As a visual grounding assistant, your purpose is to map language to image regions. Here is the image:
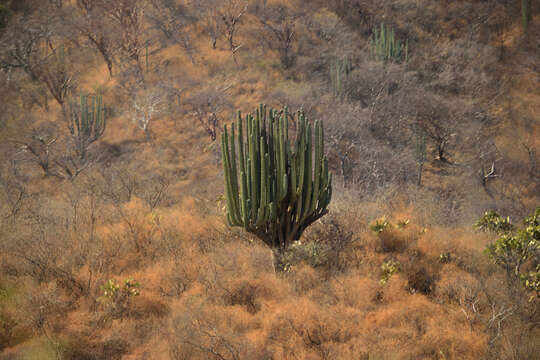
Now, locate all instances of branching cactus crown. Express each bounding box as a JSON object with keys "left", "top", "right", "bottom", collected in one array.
[
  {"left": 67, "top": 91, "right": 106, "bottom": 159},
  {"left": 221, "top": 105, "right": 332, "bottom": 252}
]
